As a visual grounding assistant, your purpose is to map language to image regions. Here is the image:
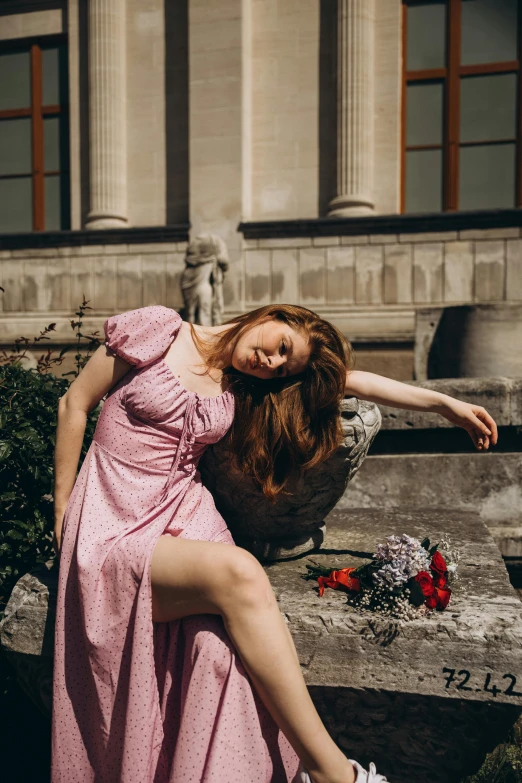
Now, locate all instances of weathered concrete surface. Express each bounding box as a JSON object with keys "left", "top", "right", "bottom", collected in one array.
[
  {"left": 200, "top": 397, "right": 381, "bottom": 560},
  {"left": 345, "top": 453, "right": 522, "bottom": 556},
  {"left": 376, "top": 376, "right": 522, "bottom": 430},
  {"left": 267, "top": 507, "right": 522, "bottom": 781},
  {"left": 2, "top": 508, "right": 522, "bottom": 780}
]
